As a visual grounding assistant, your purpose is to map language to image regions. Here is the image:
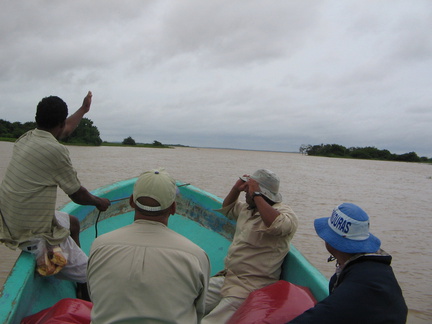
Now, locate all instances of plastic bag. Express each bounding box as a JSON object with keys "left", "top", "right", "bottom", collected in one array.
[
  {"left": 227, "top": 280, "right": 317, "bottom": 324},
  {"left": 34, "top": 240, "right": 68, "bottom": 276},
  {"left": 21, "top": 298, "right": 92, "bottom": 324}
]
